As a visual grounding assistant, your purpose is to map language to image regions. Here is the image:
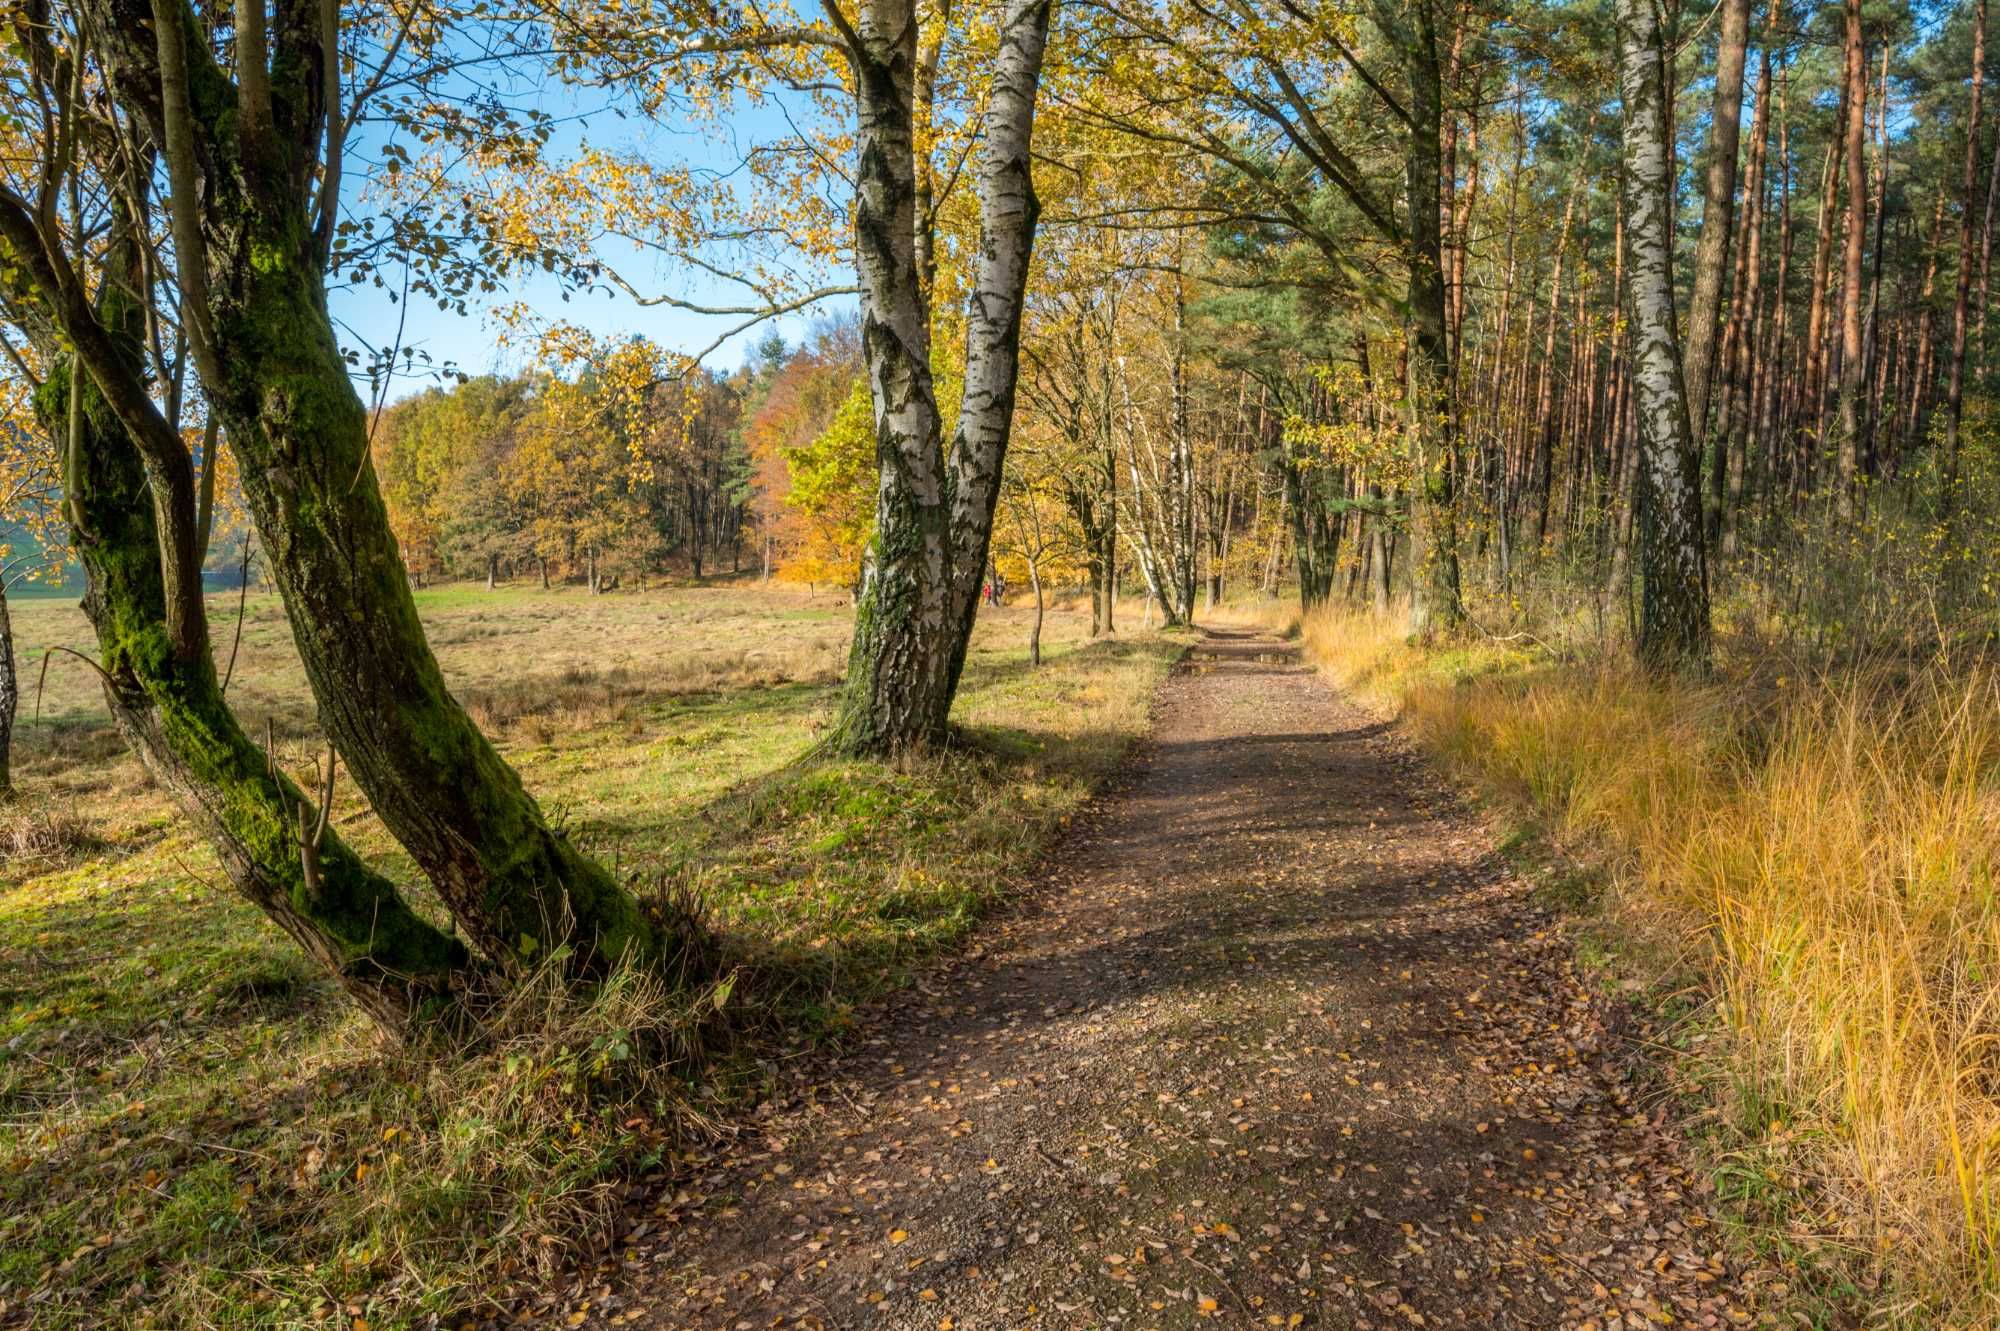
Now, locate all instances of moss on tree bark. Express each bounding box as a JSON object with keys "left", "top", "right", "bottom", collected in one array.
[
  {"left": 62, "top": 0, "right": 693, "bottom": 982},
  {"left": 42, "top": 359, "right": 468, "bottom": 1034},
  {"left": 204, "top": 210, "right": 672, "bottom": 978}
]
